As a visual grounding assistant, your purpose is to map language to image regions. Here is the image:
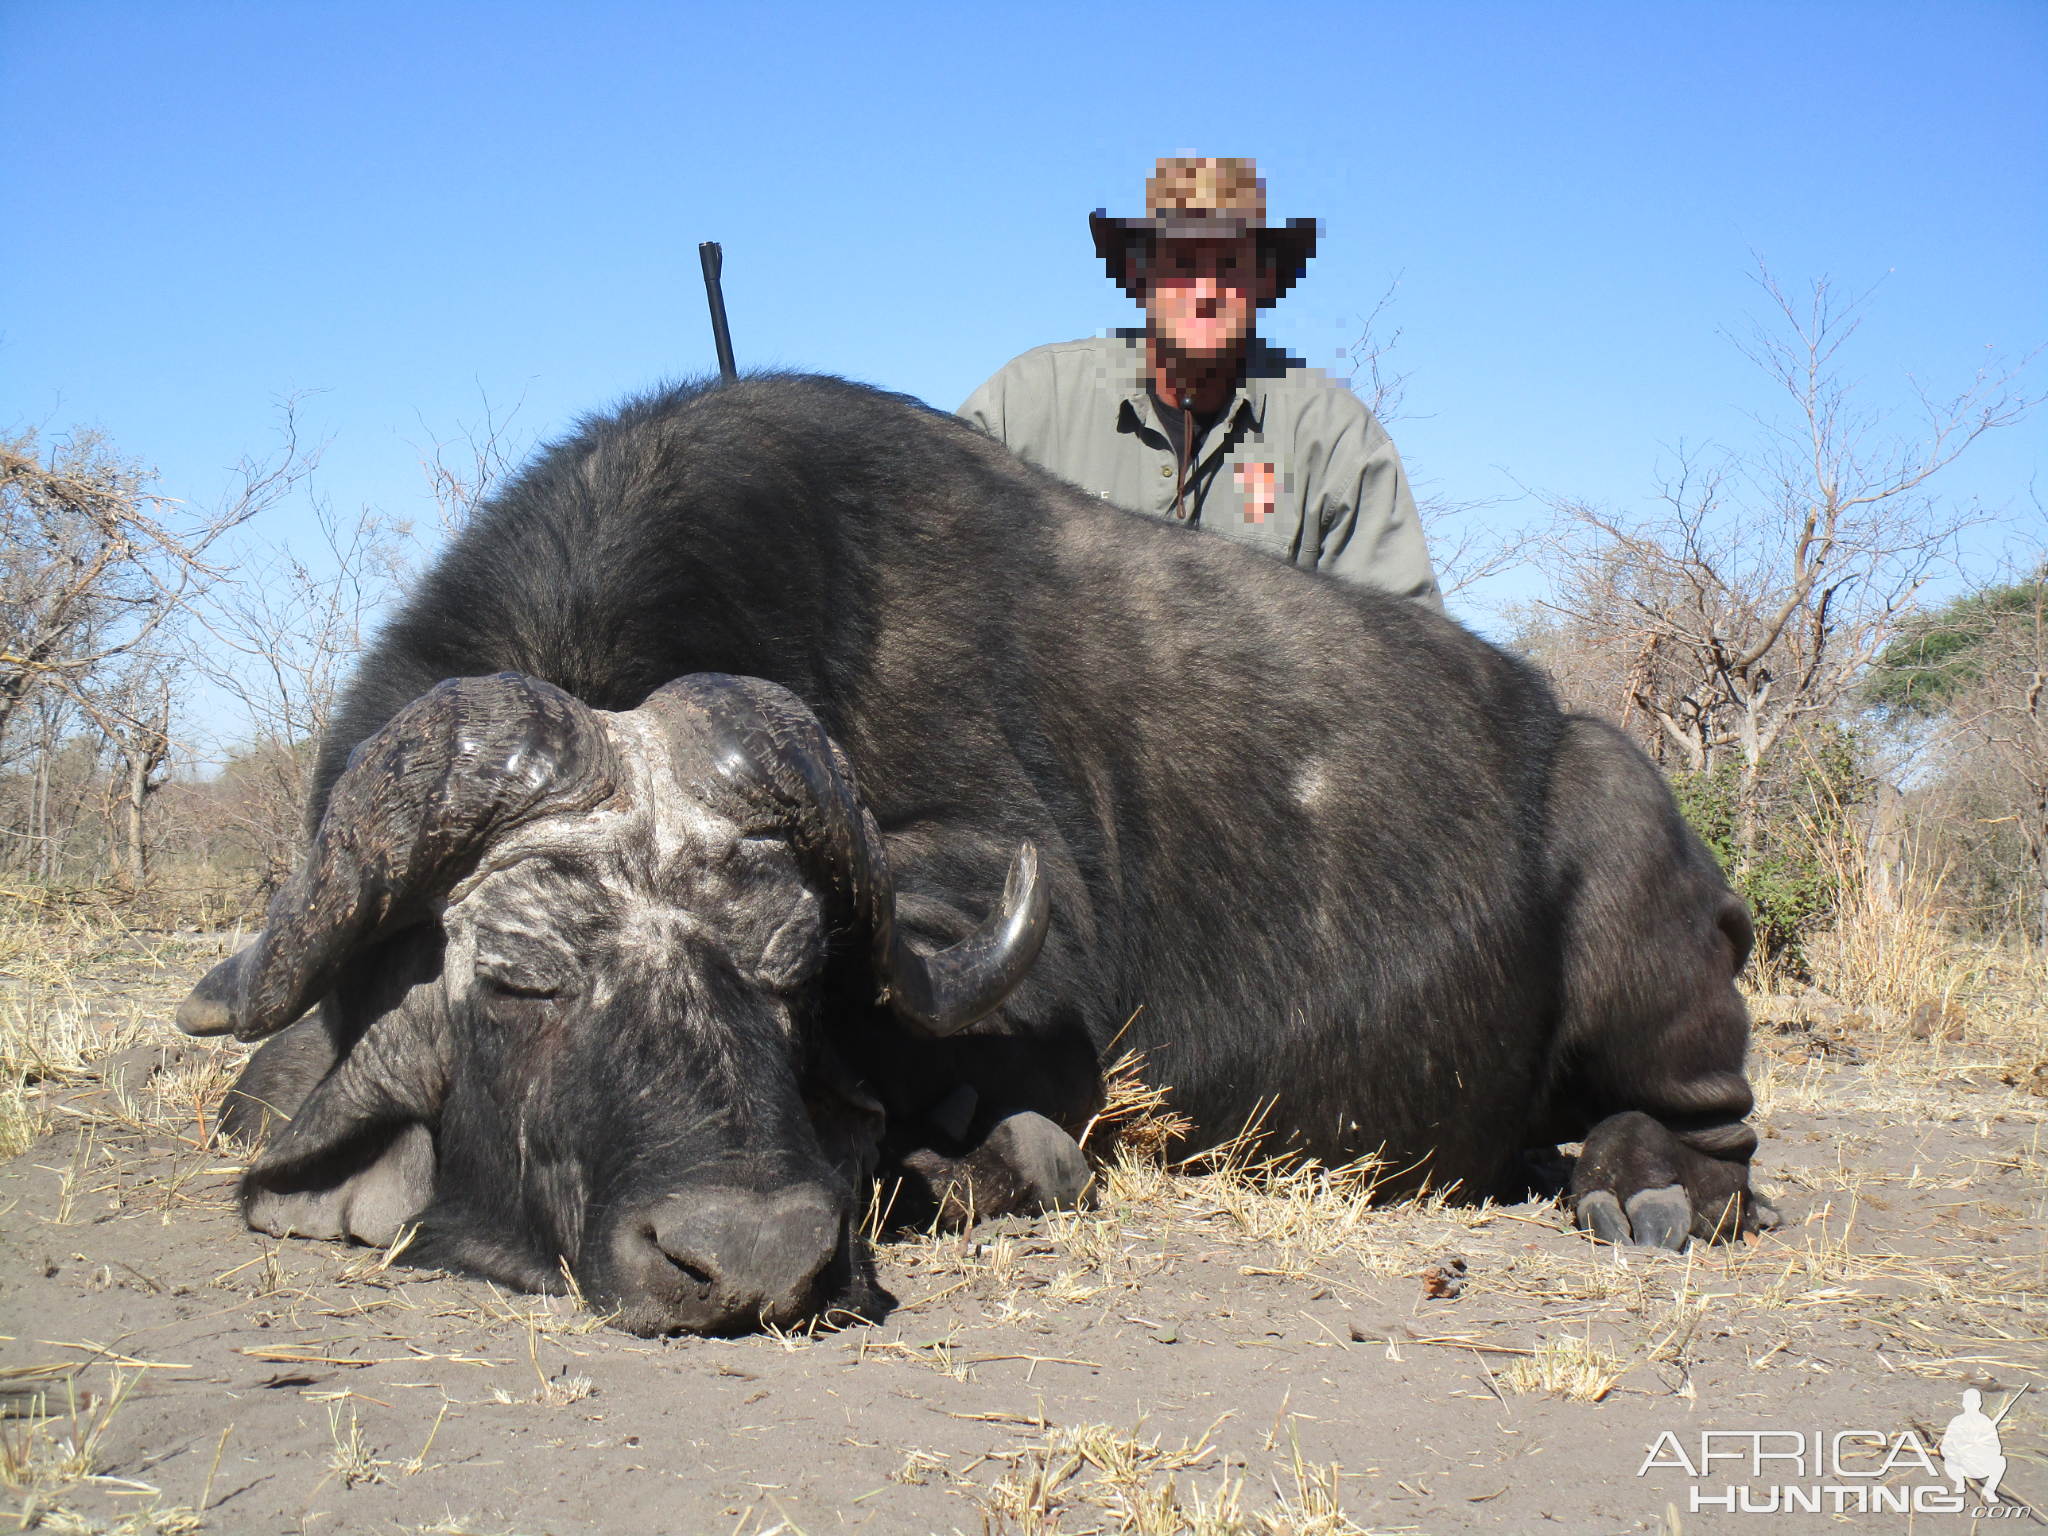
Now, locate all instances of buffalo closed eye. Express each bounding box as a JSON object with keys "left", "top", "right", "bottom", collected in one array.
[{"left": 476, "top": 976, "right": 564, "bottom": 1010}]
